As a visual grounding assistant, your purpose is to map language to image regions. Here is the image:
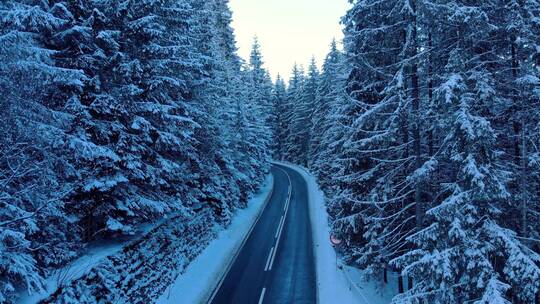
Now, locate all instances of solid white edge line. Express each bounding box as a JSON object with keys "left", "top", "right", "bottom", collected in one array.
[
  {"left": 206, "top": 176, "right": 275, "bottom": 304},
  {"left": 258, "top": 287, "right": 267, "bottom": 304},
  {"left": 264, "top": 247, "right": 274, "bottom": 271}
]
